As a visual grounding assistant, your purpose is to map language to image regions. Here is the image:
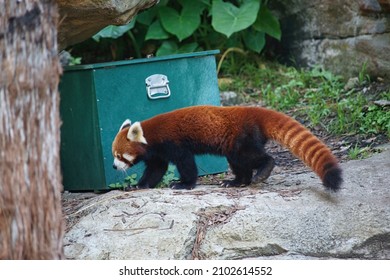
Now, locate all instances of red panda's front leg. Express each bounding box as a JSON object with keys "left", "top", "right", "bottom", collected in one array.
[{"left": 137, "top": 158, "right": 169, "bottom": 189}]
